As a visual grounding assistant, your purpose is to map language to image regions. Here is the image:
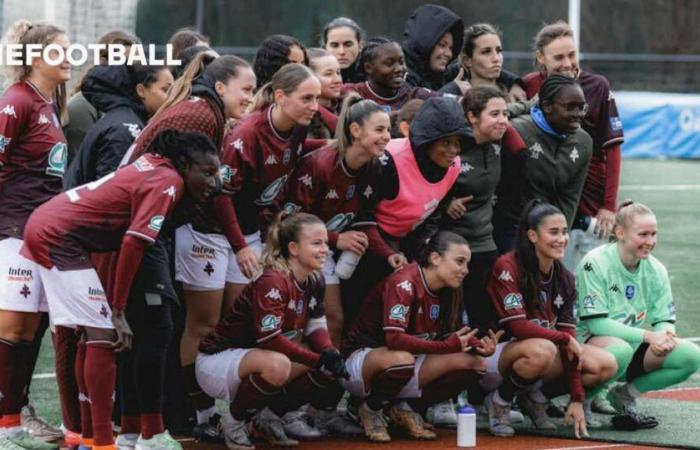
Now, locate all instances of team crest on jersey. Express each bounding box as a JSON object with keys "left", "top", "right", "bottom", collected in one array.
[
  {"left": 325, "top": 189, "right": 339, "bottom": 200},
  {"left": 346, "top": 184, "right": 355, "bottom": 200},
  {"left": 46, "top": 142, "right": 67, "bottom": 177},
  {"left": 582, "top": 294, "right": 597, "bottom": 310},
  {"left": 503, "top": 293, "right": 523, "bottom": 310},
  {"left": 38, "top": 114, "right": 49, "bottom": 125},
  {"left": 309, "top": 296, "right": 317, "bottom": 310},
  {"left": 539, "top": 290, "right": 547, "bottom": 304},
  {"left": 460, "top": 162, "right": 474, "bottom": 174},
  {"left": 610, "top": 116, "right": 623, "bottom": 132},
  {"left": 295, "top": 300, "right": 304, "bottom": 316},
  {"left": 569, "top": 147, "right": 579, "bottom": 162},
  {"left": 265, "top": 288, "right": 282, "bottom": 301},
  {"left": 529, "top": 142, "right": 544, "bottom": 159},
  {"left": 397, "top": 280, "right": 413, "bottom": 294},
  {"left": 498, "top": 270, "right": 514, "bottom": 282},
  {"left": 389, "top": 304, "right": 409, "bottom": 323},
  {"left": 625, "top": 285, "right": 636, "bottom": 300},
  {"left": 148, "top": 215, "right": 164, "bottom": 232},
  {"left": 1, "top": 105, "right": 17, "bottom": 118},
  {"left": 0, "top": 134, "right": 9, "bottom": 154},
  {"left": 219, "top": 164, "right": 235, "bottom": 183},
  {"left": 326, "top": 212, "right": 354, "bottom": 232},
  {"left": 429, "top": 304, "right": 440, "bottom": 320},
  {"left": 260, "top": 314, "right": 281, "bottom": 332},
  {"left": 282, "top": 147, "right": 292, "bottom": 165},
  {"left": 122, "top": 123, "right": 142, "bottom": 139},
  {"left": 256, "top": 175, "right": 288, "bottom": 206}
]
